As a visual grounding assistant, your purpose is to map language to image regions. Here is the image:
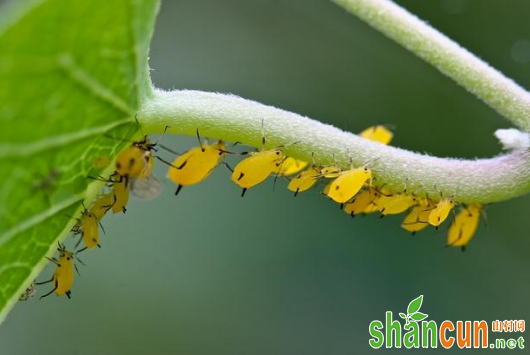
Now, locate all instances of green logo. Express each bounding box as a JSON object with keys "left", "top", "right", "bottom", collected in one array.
[{"left": 399, "top": 295, "right": 428, "bottom": 326}]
